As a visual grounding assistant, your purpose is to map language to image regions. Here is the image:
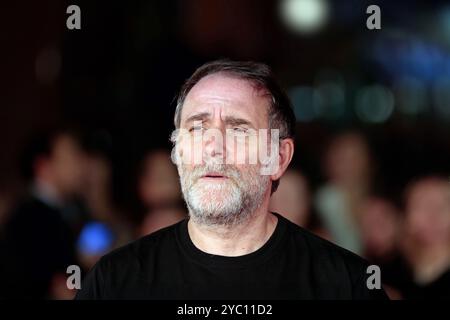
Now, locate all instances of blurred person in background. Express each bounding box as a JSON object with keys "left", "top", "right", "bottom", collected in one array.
[
  {"left": 137, "top": 149, "right": 187, "bottom": 237},
  {"left": 0, "top": 128, "right": 86, "bottom": 299},
  {"left": 359, "top": 196, "right": 412, "bottom": 299},
  {"left": 269, "top": 168, "right": 330, "bottom": 239},
  {"left": 269, "top": 169, "right": 311, "bottom": 227},
  {"left": 315, "top": 131, "right": 373, "bottom": 254},
  {"left": 77, "top": 148, "right": 133, "bottom": 271},
  {"left": 0, "top": 186, "right": 18, "bottom": 231},
  {"left": 401, "top": 176, "right": 450, "bottom": 299}
]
